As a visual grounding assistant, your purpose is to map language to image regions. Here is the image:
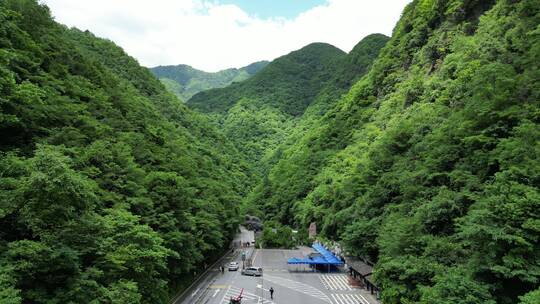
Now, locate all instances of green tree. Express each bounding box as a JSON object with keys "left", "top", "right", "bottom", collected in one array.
[
  {"left": 419, "top": 267, "right": 495, "bottom": 304},
  {"left": 520, "top": 288, "right": 540, "bottom": 304},
  {"left": 0, "top": 266, "right": 21, "bottom": 304}
]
